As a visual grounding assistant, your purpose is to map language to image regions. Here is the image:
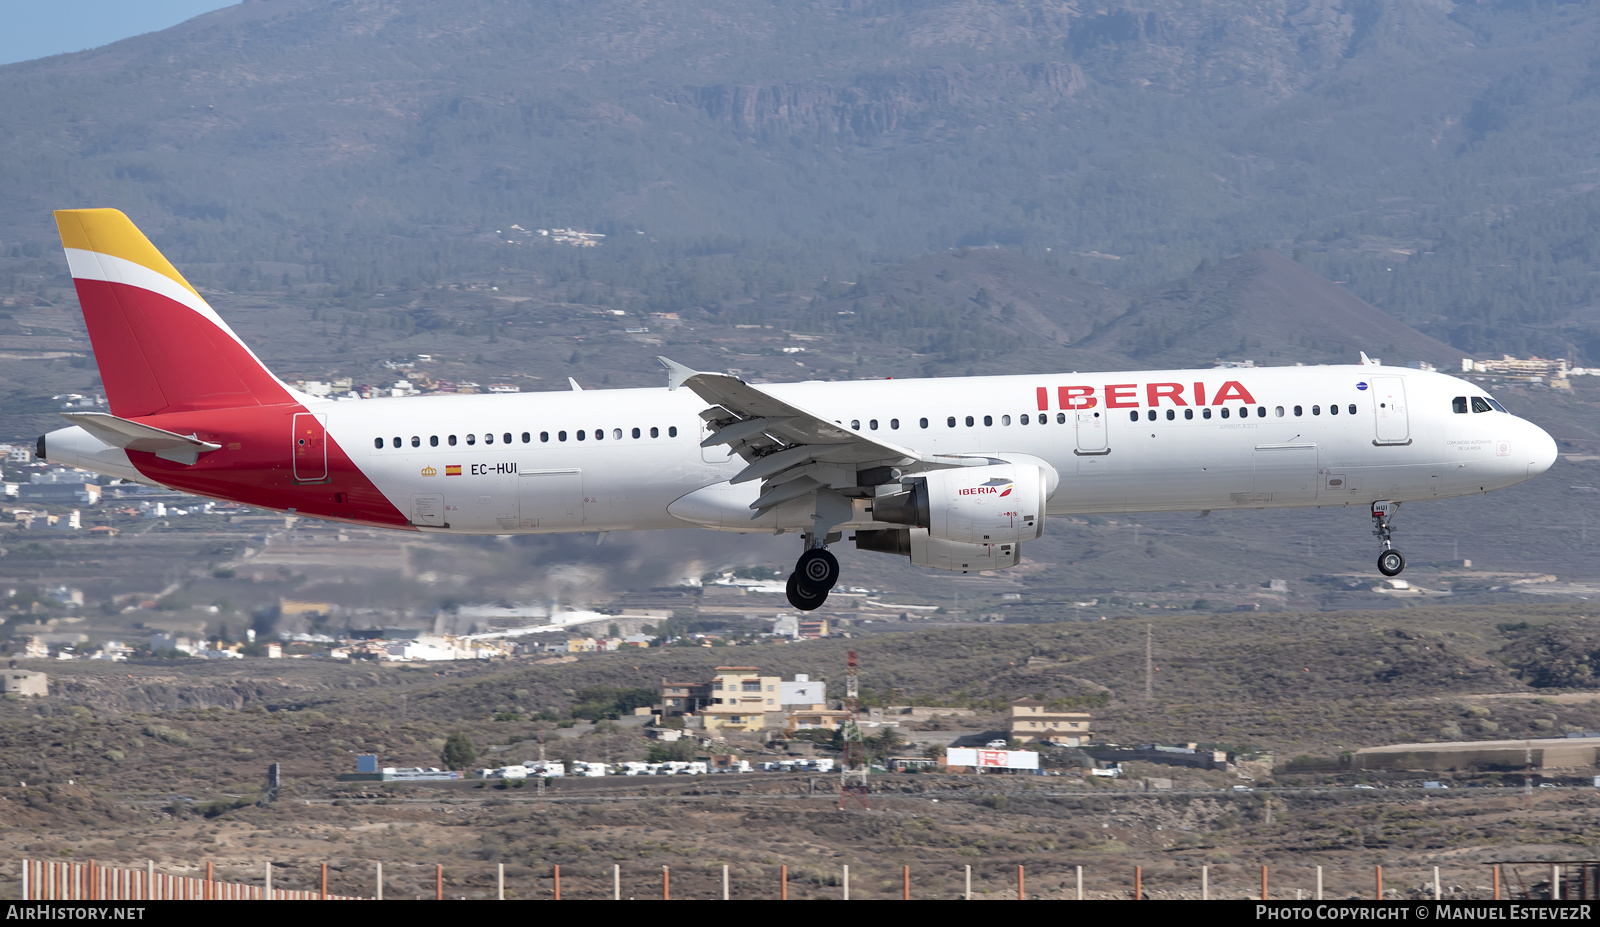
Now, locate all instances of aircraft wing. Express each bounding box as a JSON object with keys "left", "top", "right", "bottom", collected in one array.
[{"left": 658, "top": 357, "right": 933, "bottom": 516}]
